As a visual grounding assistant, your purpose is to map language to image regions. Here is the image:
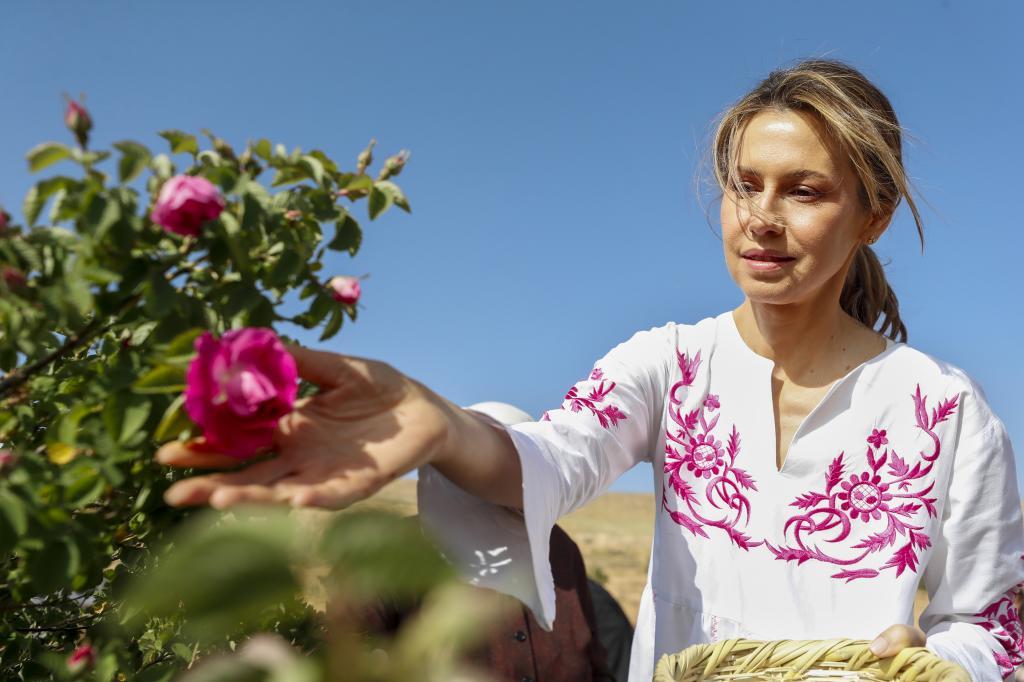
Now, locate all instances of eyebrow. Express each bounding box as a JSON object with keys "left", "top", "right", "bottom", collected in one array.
[{"left": 737, "top": 166, "right": 834, "bottom": 182}]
